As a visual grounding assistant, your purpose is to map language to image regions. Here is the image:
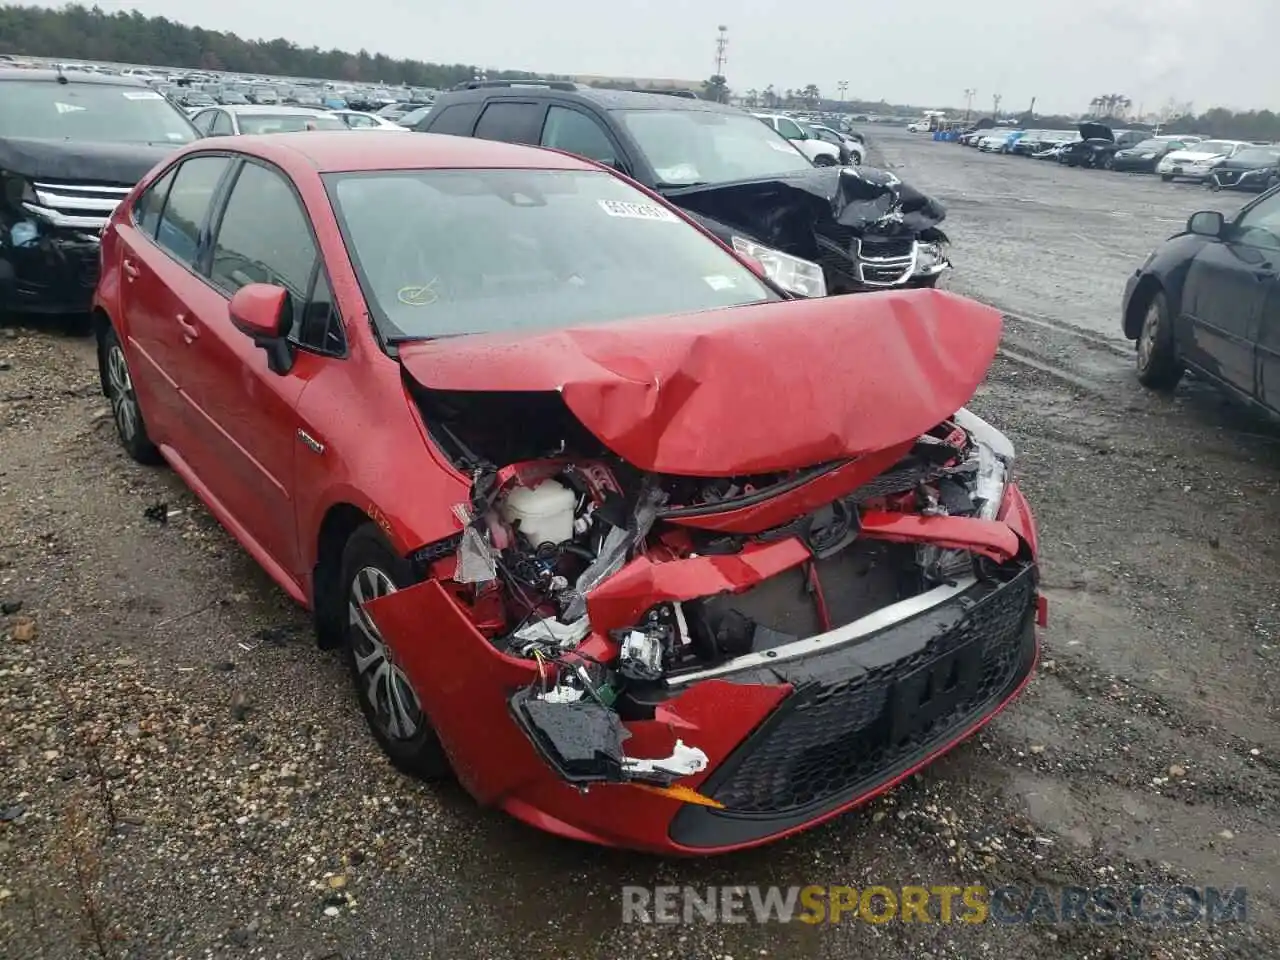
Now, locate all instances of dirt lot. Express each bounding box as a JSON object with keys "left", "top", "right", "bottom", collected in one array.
[{"left": 2, "top": 128, "right": 1279, "bottom": 960}]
